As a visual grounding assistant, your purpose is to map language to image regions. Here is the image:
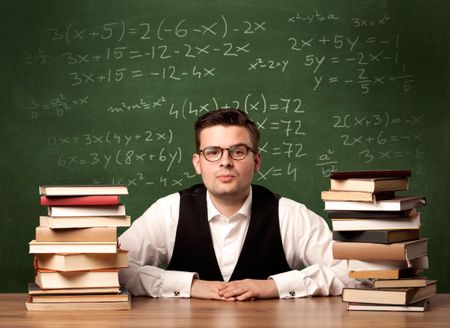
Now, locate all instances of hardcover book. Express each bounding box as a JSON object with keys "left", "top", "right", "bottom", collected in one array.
[
  {"left": 40, "top": 195, "right": 120, "bottom": 206},
  {"left": 35, "top": 250, "right": 128, "bottom": 271},
  {"left": 330, "top": 178, "right": 408, "bottom": 193},
  {"left": 35, "top": 226, "right": 117, "bottom": 242},
  {"left": 29, "top": 240, "right": 118, "bottom": 254},
  {"left": 330, "top": 169, "right": 411, "bottom": 180},
  {"left": 39, "top": 185, "right": 128, "bottom": 196},
  {"left": 35, "top": 269, "right": 120, "bottom": 289},
  {"left": 342, "top": 280, "right": 436, "bottom": 305},
  {"left": 47, "top": 204, "right": 126, "bottom": 217},
  {"left": 39, "top": 215, "right": 131, "bottom": 229},
  {"left": 324, "top": 196, "right": 426, "bottom": 212},
  {"left": 332, "top": 230, "right": 420, "bottom": 243},
  {"left": 332, "top": 238, "right": 428, "bottom": 261},
  {"left": 346, "top": 299, "right": 428, "bottom": 312},
  {"left": 331, "top": 214, "right": 421, "bottom": 231}
]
